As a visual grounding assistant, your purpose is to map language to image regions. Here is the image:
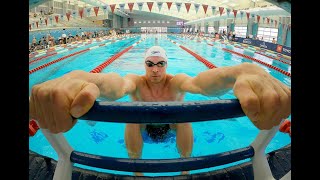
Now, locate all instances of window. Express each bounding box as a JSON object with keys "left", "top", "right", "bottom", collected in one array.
[
  {"left": 258, "top": 27, "right": 278, "bottom": 42},
  {"left": 208, "top": 27, "right": 215, "bottom": 34},
  {"left": 234, "top": 26, "right": 247, "bottom": 38}
]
